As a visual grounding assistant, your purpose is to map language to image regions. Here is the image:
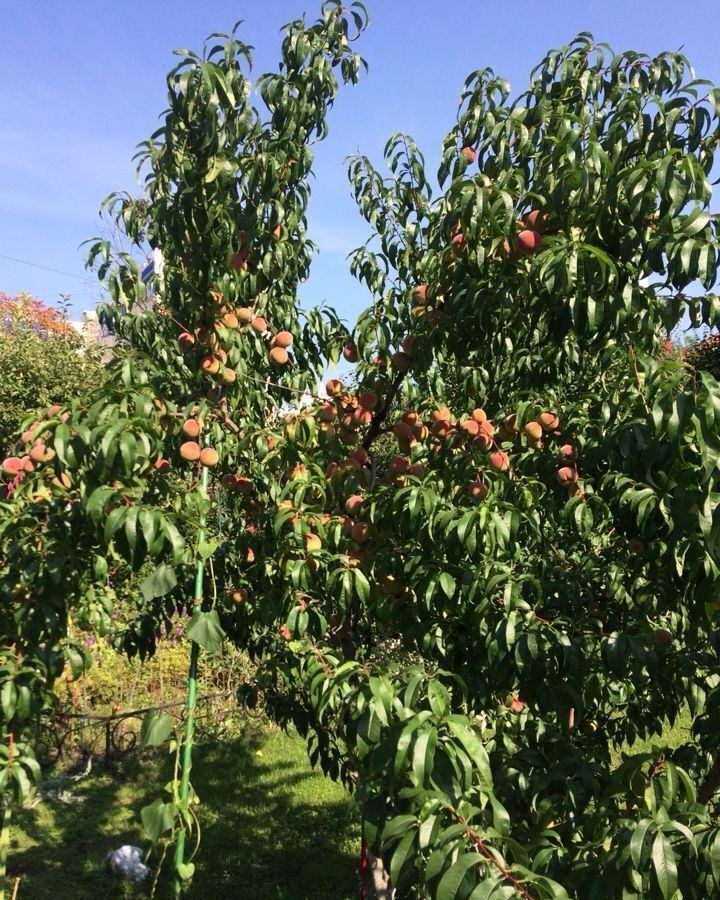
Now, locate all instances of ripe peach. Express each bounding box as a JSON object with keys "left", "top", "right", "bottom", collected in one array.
[
  {"left": 222, "top": 312, "right": 239, "bottom": 329},
  {"left": 432, "top": 407, "right": 452, "bottom": 423},
  {"left": 317, "top": 403, "right": 338, "bottom": 423},
  {"left": 345, "top": 495, "right": 364, "bottom": 515},
  {"left": 154, "top": 458, "right": 170, "bottom": 474},
  {"left": 389, "top": 455, "right": 410, "bottom": 475},
  {"left": 236, "top": 307, "right": 254, "bottom": 325},
  {"left": 539, "top": 412, "right": 559, "bottom": 432},
  {"left": 514, "top": 229, "right": 542, "bottom": 255},
  {"left": 179, "top": 331, "right": 196, "bottom": 350},
  {"left": 350, "top": 522, "right": 370, "bottom": 544},
  {"left": 523, "top": 209, "right": 548, "bottom": 233},
  {"left": 358, "top": 391, "right": 378, "bottom": 411},
  {"left": 402, "top": 335, "right": 417, "bottom": 355},
  {"left": 343, "top": 343, "right": 359, "bottom": 363},
  {"left": 274, "top": 330, "right": 293, "bottom": 348},
  {"left": 199, "top": 447, "right": 219, "bottom": 467},
  {"left": 47, "top": 404, "right": 63, "bottom": 417},
  {"left": 628, "top": 538, "right": 645, "bottom": 555},
  {"left": 269, "top": 346, "right": 289, "bottom": 365},
  {"left": 489, "top": 451, "right": 510, "bottom": 471},
  {"left": 182, "top": 419, "right": 201, "bottom": 438},
  {"left": 461, "top": 146, "right": 477, "bottom": 163},
  {"left": 221, "top": 366, "right": 237, "bottom": 384},
  {"left": 29, "top": 443, "right": 54, "bottom": 464},
  {"left": 251, "top": 316, "right": 267, "bottom": 334},
  {"left": 326, "top": 378, "right": 344, "bottom": 396},
  {"left": 556, "top": 466, "right": 578, "bottom": 486},
  {"left": 393, "top": 422, "right": 413, "bottom": 442},
  {"left": 461, "top": 419, "right": 480, "bottom": 437},
  {"left": 401, "top": 410, "right": 419, "bottom": 425},
  {"left": 380, "top": 575, "right": 403, "bottom": 597},
  {"left": 451, "top": 232, "right": 465, "bottom": 252},
  {"left": 391, "top": 351, "right": 411, "bottom": 372},
  {"left": 235, "top": 476, "right": 253, "bottom": 493},
  {"left": 353, "top": 408, "right": 373, "bottom": 426},
  {"left": 231, "top": 248, "right": 250, "bottom": 271},
  {"left": 350, "top": 447, "right": 370, "bottom": 467},
  {"left": 201, "top": 356, "right": 220, "bottom": 375},
  {"left": 280, "top": 624, "right": 292, "bottom": 641},
  {"left": 471, "top": 408, "right": 488, "bottom": 424},
  {"left": 654, "top": 627, "right": 673, "bottom": 647},
  {"left": 305, "top": 533, "right": 322, "bottom": 553},
  {"left": 413, "top": 423, "right": 430, "bottom": 441},
  {"left": 469, "top": 478, "right": 488, "bottom": 500},
  {"left": 231, "top": 588, "right": 248, "bottom": 604},
  {"left": 408, "top": 462, "right": 425, "bottom": 478},
  {"left": 524, "top": 422, "right": 543, "bottom": 442},
  {"left": 414, "top": 284, "right": 428, "bottom": 303},
  {"left": 1, "top": 457, "right": 23, "bottom": 476},
  {"left": 558, "top": 443, "right": 577, "bottom": 461},
  {"left": 180, "top": 441, "right": 201, "bottom": 462},
  {"left": 272, "top": 224, "right": 283, "bottom": 241}
]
